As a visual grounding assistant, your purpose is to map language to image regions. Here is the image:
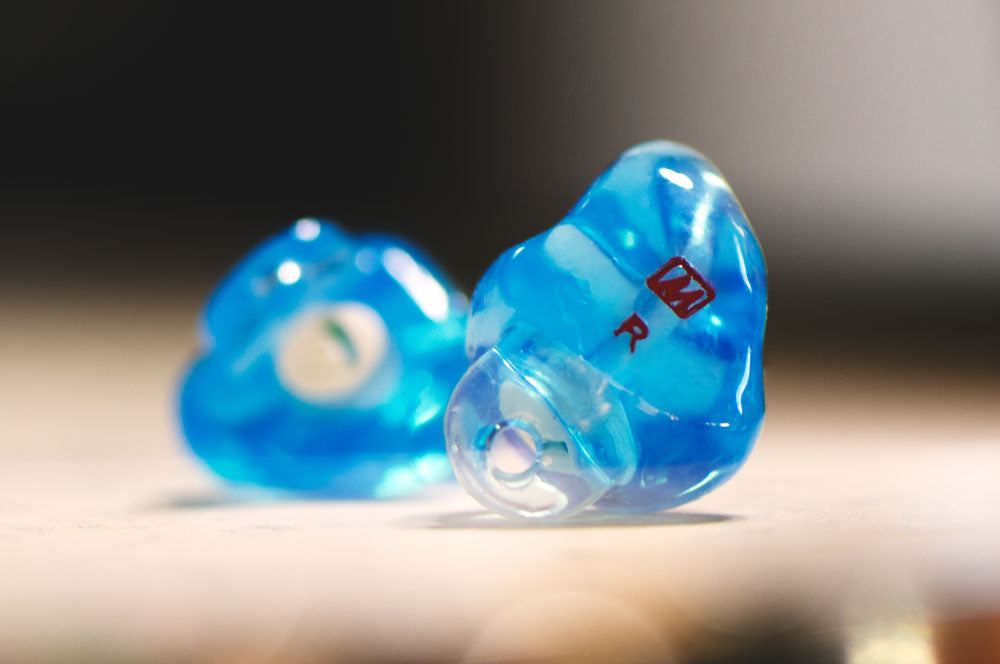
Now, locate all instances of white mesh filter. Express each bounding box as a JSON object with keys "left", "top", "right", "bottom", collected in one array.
[{"left": 275, "top": 302, "right": 388, "bottom": 403}]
